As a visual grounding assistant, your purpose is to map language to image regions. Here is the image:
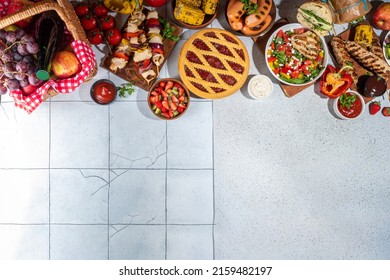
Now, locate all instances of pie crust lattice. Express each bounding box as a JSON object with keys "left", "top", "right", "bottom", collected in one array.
[{"left": 178, "top": 28, "right": 250, "bottom": 99}]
